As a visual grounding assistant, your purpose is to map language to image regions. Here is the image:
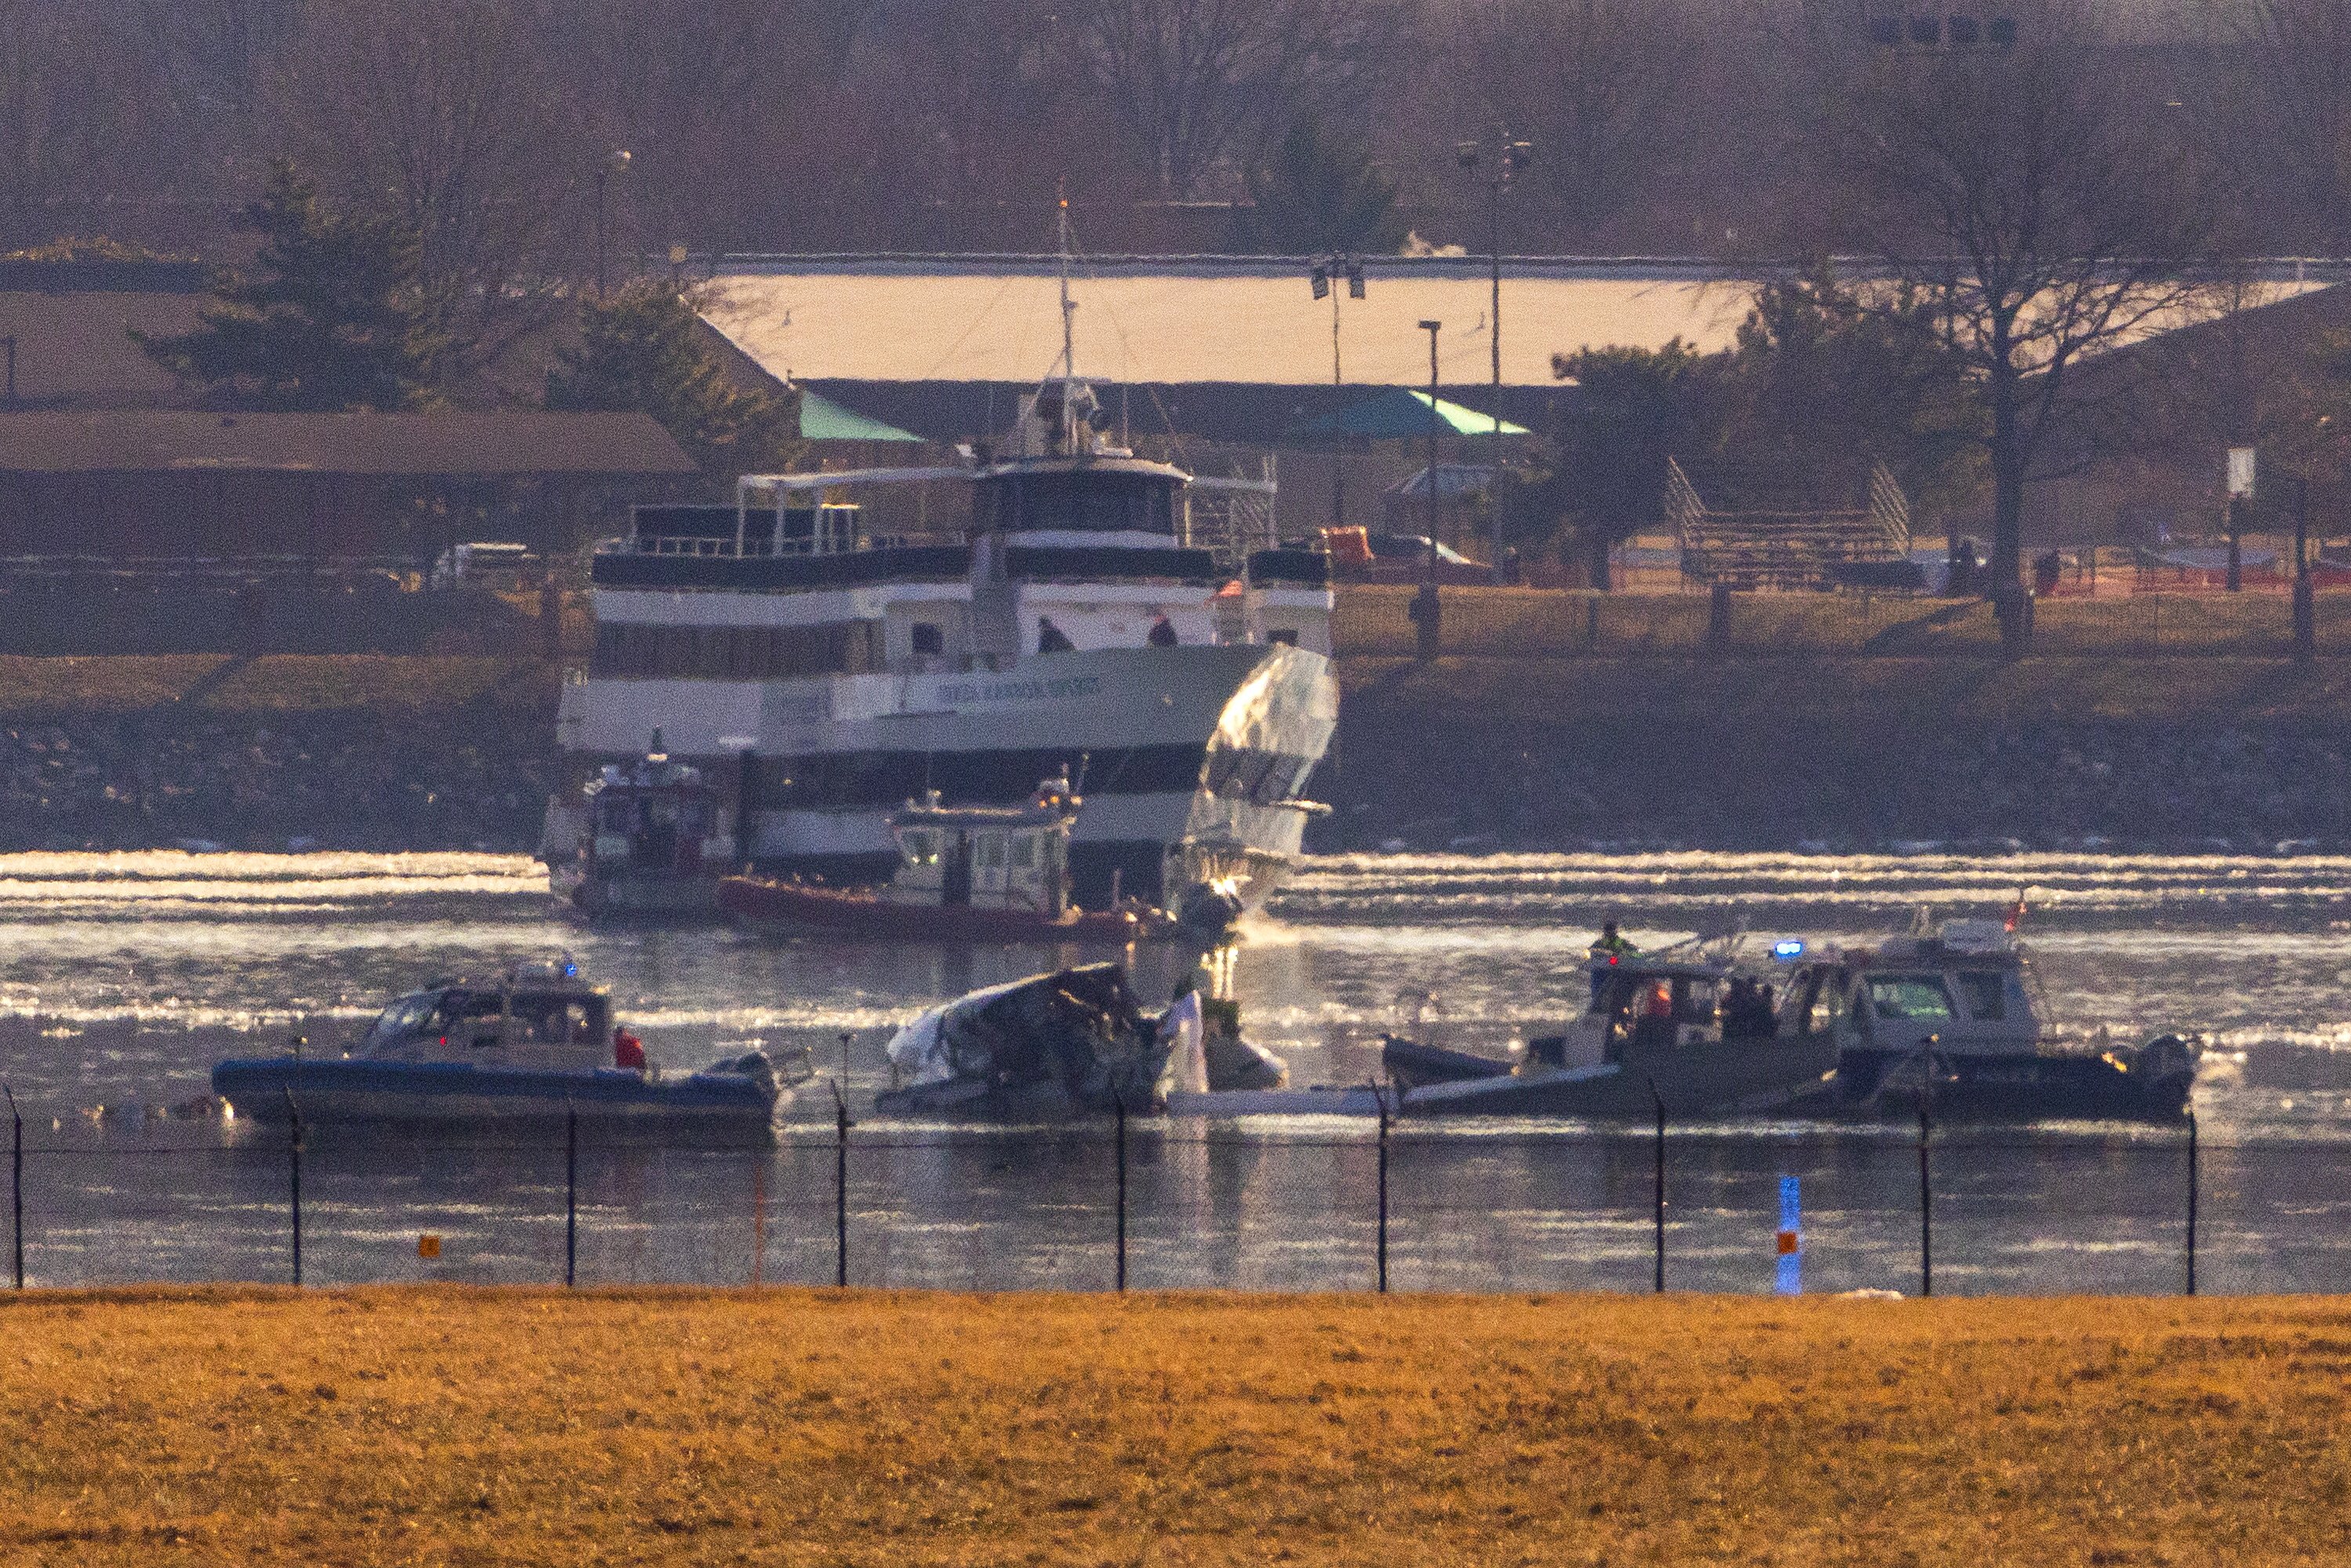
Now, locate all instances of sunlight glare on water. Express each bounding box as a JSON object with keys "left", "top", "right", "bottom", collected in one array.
[{"left": 1, "top": 849, "right": 2349, "bottom": 1293}]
